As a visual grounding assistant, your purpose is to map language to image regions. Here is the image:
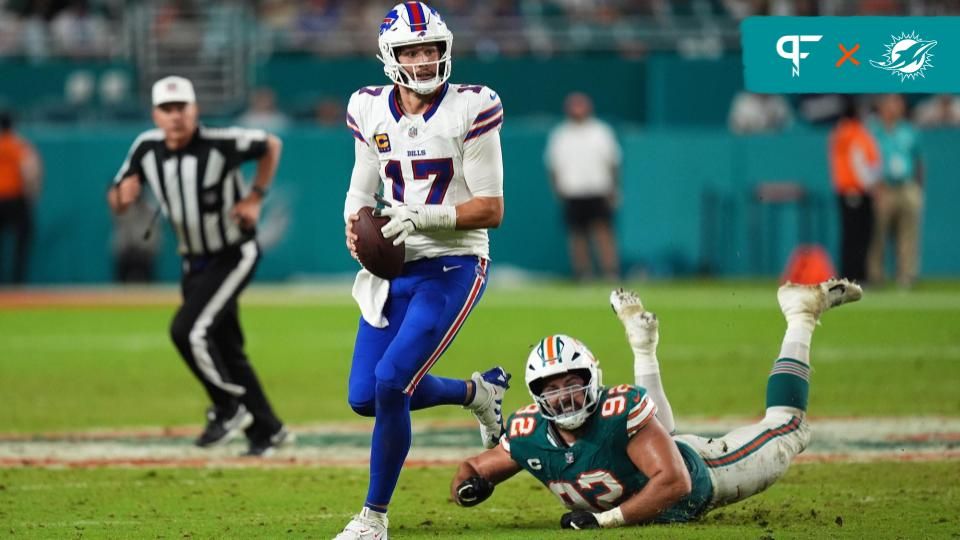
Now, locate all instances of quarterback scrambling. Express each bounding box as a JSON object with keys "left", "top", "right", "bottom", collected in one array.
[
  {"left": 452, "top": 279, "right": 862, "bottom": 529},
  {"left": 337, "top": 2, "right": 508, "bottom": 539}
]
